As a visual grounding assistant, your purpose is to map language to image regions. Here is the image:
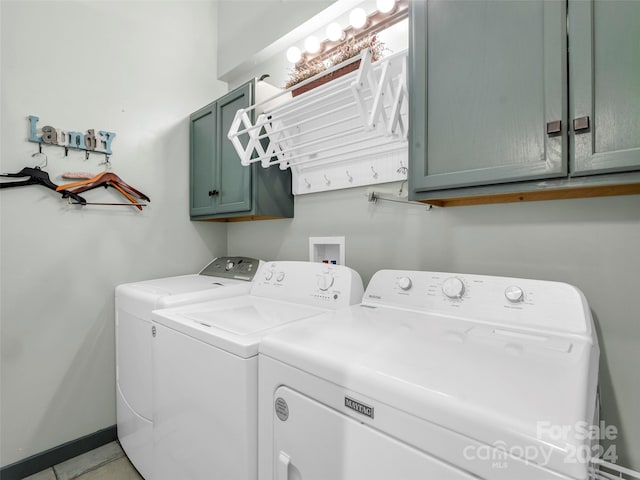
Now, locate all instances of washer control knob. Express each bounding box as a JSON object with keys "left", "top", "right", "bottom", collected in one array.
[
  {"left": 317, "top": 273, "right": 335, "bottom": 291},
  {"left": 442, "top": 277, "right": 465, "bottom": 299},
  {"left": 225, "top": 261, "right": 235, "bottom": 271},
  {"left": 264, "top": 270, "right": 274, "bottom": 281},
  {"left": 276, "top": 272, "right": 285, "bottom": 282},
  {"left": 397, "top": 276, "right": 412, "bottom": 291},
  {"left": 505, "top": 285, "right": 524, "bottom": 303}
]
